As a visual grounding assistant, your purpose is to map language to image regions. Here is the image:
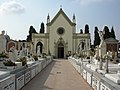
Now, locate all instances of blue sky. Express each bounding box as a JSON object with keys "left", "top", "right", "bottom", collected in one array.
[{"left": 0, "top": 0, "right": 120, "bottom": 43}]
